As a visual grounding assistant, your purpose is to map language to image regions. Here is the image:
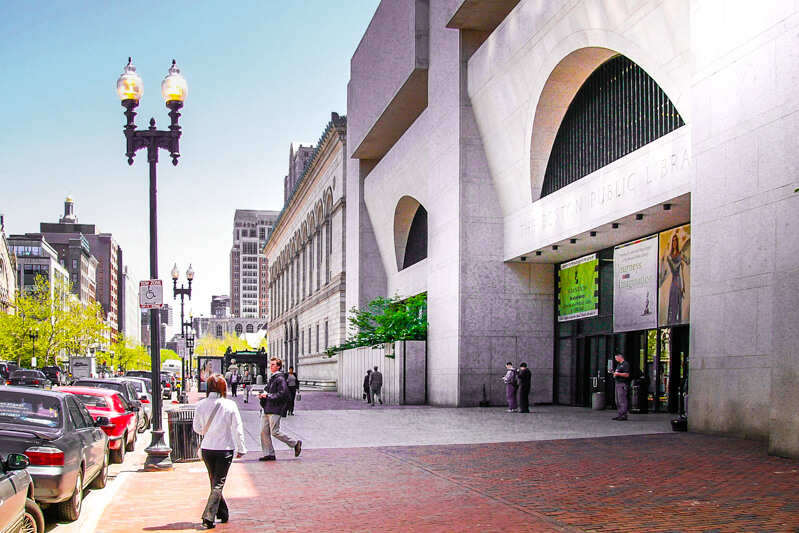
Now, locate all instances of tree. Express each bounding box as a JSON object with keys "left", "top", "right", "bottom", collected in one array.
[
  {"left": 196, "top": 332, "right": 250, "bottom": 356},
  {"left": 326, "top": 293, "right": 427, "bottom": 357},
  {"left": 0, "top": 275, "right": 108, "bottom": 368},
  {"left": 110, "top": 337, "right": 150, "bottom": 371}
]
